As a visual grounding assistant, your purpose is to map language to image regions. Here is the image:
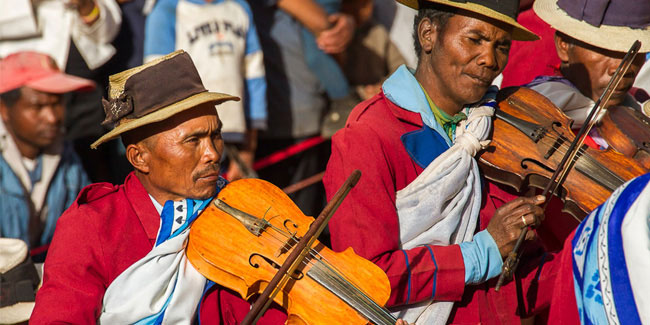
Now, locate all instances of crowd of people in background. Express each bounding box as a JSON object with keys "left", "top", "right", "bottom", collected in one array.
[
  {"left": 0, "top": 0, "right": 418, "bottom": 253},
  {"left": 1, "top": 0, "right": 650, "bottom": 323}
]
